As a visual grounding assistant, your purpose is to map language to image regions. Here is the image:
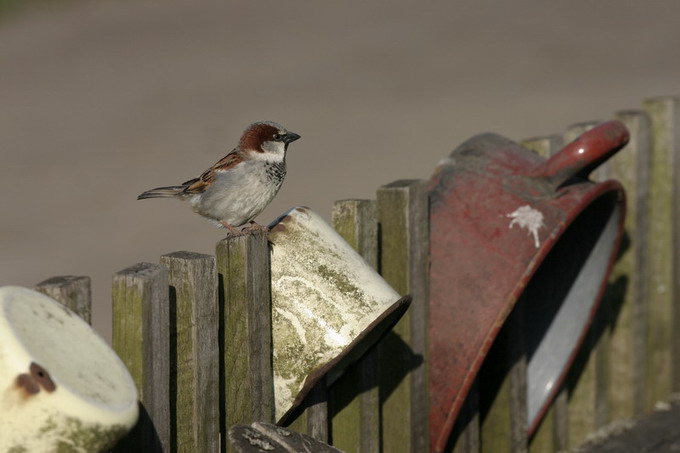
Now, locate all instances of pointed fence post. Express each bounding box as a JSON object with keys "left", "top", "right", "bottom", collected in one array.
[
  {"left": 449, "top": 381, "right": 480, "bottom": 453},
  {"left": 160, "top": 251, "right": 219, "bottom": 453},
  {"left": 305, "top": 382, "right": 330, "bottom": 442},
  {"left": 561, "top": 121, "right": 608, "bottom": 449},
  {"left": 34, "top": 275, "right": 91, "bottom": 323},
  {"left": 642, "top": 96, "right": 680, "bottom": 406},
  {"left": 330, "top": 199, "right": 381, "bottom": 452},
  {"left": 606, "top": 110, "right": 652, "bottom": 420},
  {"left": 216, "top": 231, "right": 274, "bottom": 451},
  {"left": 478, "top": 300, "right": 528, "bottom": 453},
  {"left": 112, "top": 263, "right": 170, "bottom": 452},
  {"left": 520, "top": 135, "right": 564, "bottom": 453},
  {"left": 377, "top": 179, "right": 430, "bottom": 453},
  {"left": 287, "top": 384, "right": 329, "bottom": 443}
]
